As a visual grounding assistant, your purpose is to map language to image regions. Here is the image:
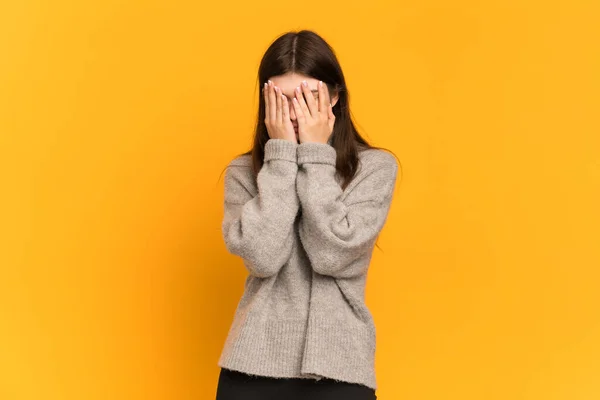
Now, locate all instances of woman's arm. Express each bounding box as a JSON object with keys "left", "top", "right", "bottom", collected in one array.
[
  {"left": 296, "top": 142, "right": 398, "bottom": 279},
  {"left": 222, "top": 139, "right": 299, "bottom": 278}
]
